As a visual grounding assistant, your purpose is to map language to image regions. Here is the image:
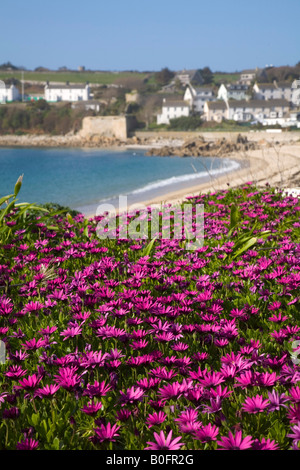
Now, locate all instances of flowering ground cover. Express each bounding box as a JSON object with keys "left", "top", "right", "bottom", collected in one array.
[{"left": 0, "top": 181, "right": 300, "bottom": 450}]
